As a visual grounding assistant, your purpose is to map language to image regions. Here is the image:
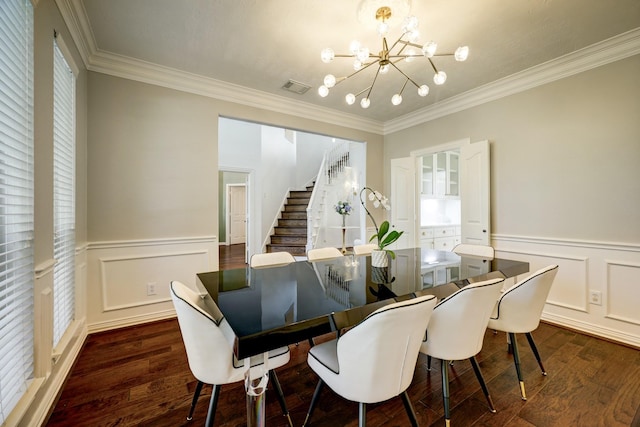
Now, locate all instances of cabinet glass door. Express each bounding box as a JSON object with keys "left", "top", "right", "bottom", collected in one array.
[{"left": 421, "top": 155, "right": 434, "bottom": 196}]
